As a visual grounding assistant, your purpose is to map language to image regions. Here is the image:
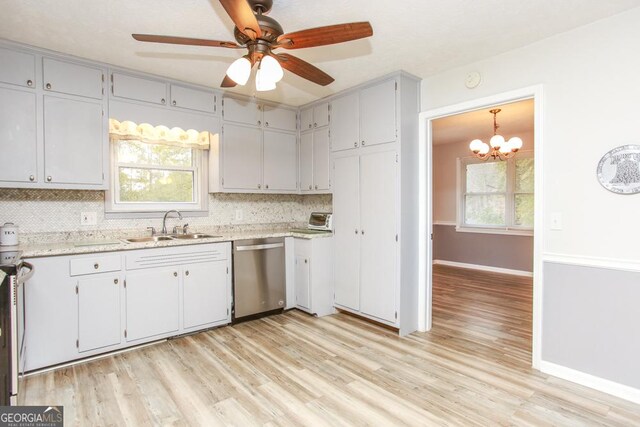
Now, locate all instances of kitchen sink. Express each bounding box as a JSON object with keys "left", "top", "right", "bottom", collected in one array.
[
  {"left": 171, "top": 233, "right": 221, "bottom": 240},
  {"left": 124, "top": 235, "right": 175, "bottom": 243}
]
